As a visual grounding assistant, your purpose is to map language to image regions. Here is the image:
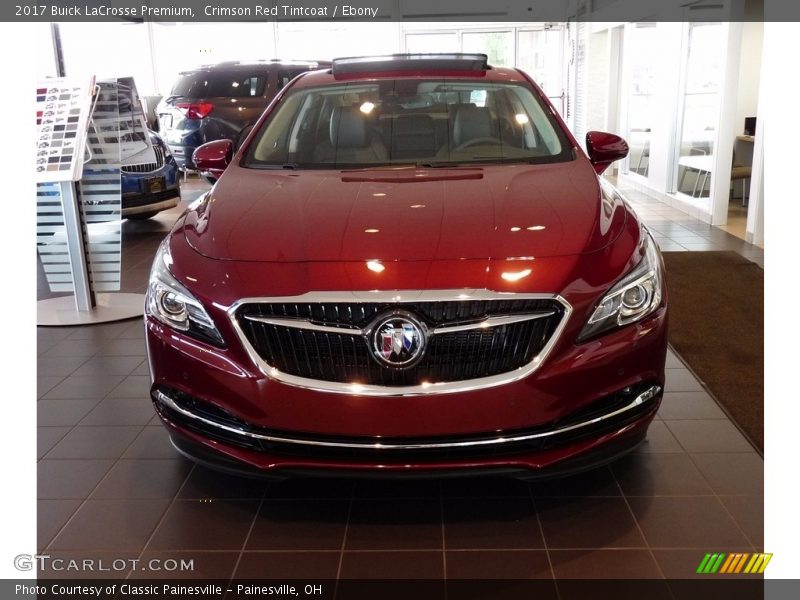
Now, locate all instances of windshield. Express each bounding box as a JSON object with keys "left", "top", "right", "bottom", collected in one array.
[{"left": 244, "top": 79, "right": 573, "bottom": 168}]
